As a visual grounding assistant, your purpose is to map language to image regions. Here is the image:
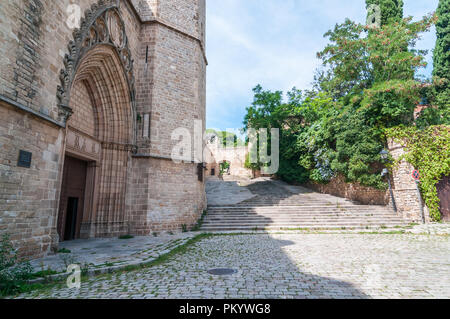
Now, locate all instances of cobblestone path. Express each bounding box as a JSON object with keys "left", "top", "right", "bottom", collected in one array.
[{"left": 16, "top": 233, "right": 449, "bottom": 299}]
